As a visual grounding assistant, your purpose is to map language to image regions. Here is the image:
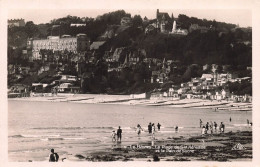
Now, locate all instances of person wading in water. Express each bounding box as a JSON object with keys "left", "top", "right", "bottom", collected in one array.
[
  {"left": 49, "top": 149, "right": 59, "bottom": 162},
  {"left": 157, "top": 123, "right": 161, "bottom": 131},
  {"left": 117, "top": 126, "right": 122, "bottom": 142}
]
